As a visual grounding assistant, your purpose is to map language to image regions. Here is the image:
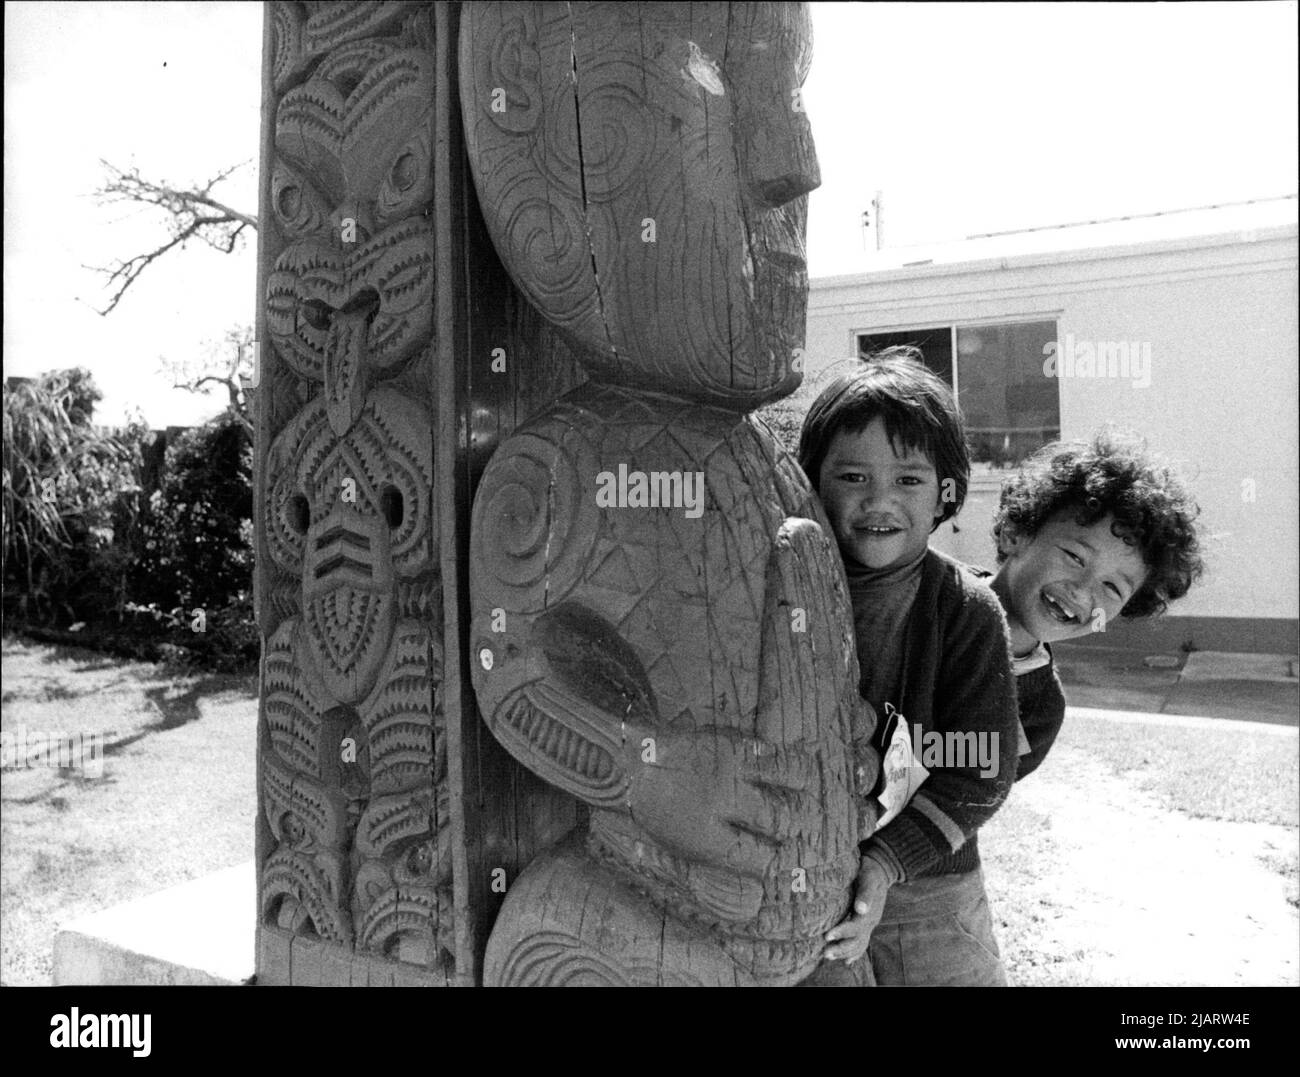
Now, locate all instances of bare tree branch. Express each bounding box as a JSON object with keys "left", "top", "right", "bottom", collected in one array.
[
  {"left": 160, "top": 325, "right": 256, "bottom": 437},
  {"left": 87, "top": 159, "right": 257, "bottom": 315}
]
